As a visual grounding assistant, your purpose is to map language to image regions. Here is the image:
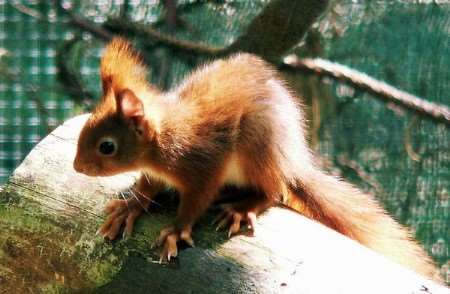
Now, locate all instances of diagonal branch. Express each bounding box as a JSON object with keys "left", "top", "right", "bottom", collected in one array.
[
  {"left": 10, "top": 3, "right": 45, "bottom": 20},
  {"left": 56, "top": 0, "right": 222, "bottom": 56},
  {"left": 55, "top": 37, "right": 95, "bottom": 108},
  {"left": 103, "top": 18, "right": 223, "bottom": 56},
  {"left": 57, "top": 0, "right": 331, "bottom": 60},
  {"left": 282, "top": 55, "right": 450, "bottom": 125},
  {"left": 226, "top": 0, "right": 330, "bottom": 62}
]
